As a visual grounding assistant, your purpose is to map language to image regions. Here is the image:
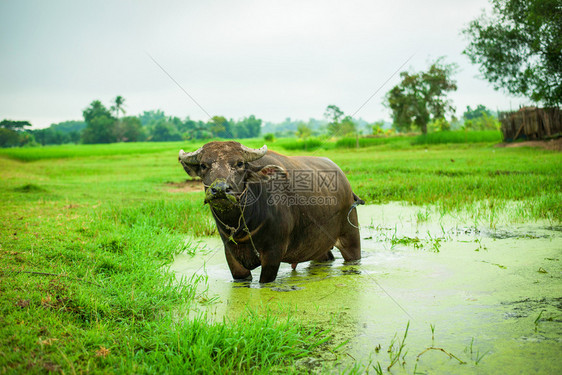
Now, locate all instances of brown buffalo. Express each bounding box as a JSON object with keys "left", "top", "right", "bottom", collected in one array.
[{"left": 178, "top": 141, "right": 363, "bottom": 283}]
